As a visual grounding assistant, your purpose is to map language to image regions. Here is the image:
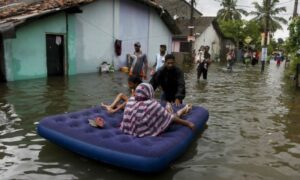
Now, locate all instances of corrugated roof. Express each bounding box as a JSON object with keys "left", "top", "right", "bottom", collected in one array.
[
  {"left": 159, "top": 0, "right": 202, "bottom": 18},
  {"left": 174, "top": 16, "right": 215, "bottom": 37},
  {"left": 173, "top": 16, "right": 235, "bottom": 42}
]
